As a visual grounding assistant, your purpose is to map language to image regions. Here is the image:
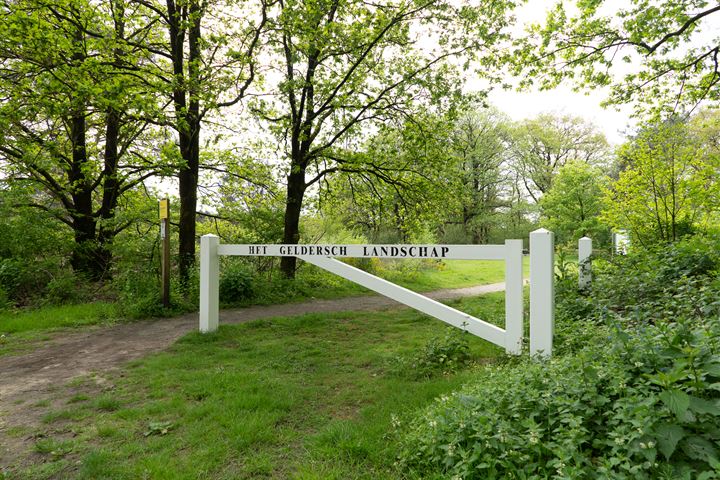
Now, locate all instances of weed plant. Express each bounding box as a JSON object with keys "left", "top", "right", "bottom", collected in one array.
[
  {"left": 390, "top": 328, "right": 472, "bottom": 380},
  {"left": 399, "top": 235, "right": 720, "bottom": 479}
]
